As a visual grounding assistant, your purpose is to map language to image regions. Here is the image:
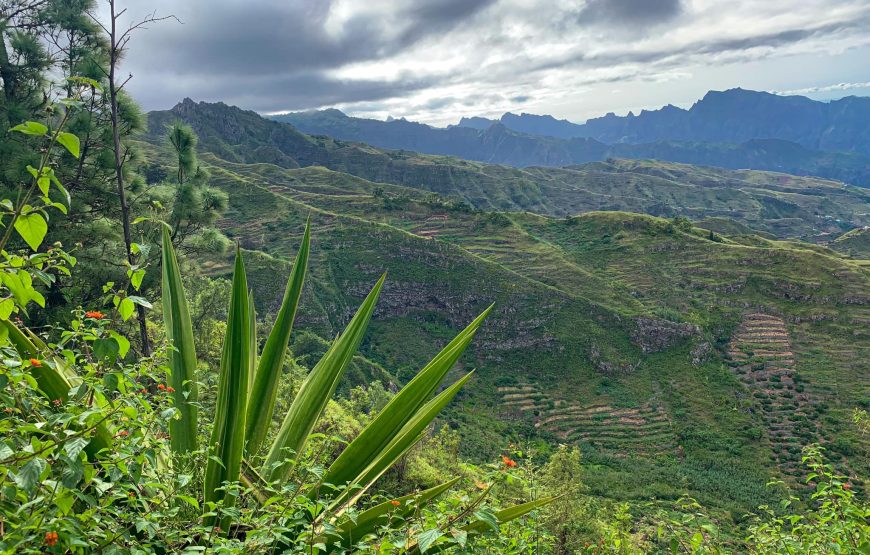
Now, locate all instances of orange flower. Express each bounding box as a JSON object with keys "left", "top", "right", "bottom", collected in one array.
[
  {"left": 166, "top": 386, "right": 176, "bottom": 393},
  {"left": 84, "top": 311, "right": 105, "bottom": 319},
  {"left": 44, "top": 531, "right": 58, "bottom": 546},
  {"left": 157, "top": 384, "right": 166, "bottom": 390},
  {"left": 501, "top": 455, "right": 517, "bottom": 468},
  {"left": 117, "top": 430, "right": 129, "bottom": 437},
  {"left": 29, "top": 358, "right": 42, "bottom": 367},
  {"left": 390, "top": 500, "right": 401, "bottom": 507}
]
